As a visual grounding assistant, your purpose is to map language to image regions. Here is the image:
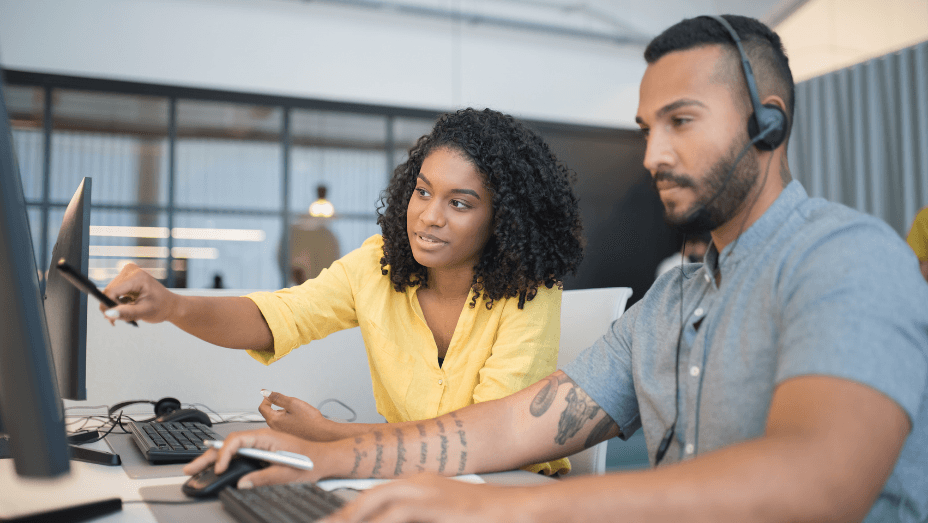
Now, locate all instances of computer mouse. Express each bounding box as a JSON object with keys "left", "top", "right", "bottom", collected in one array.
[
  {"left": 155, "top": 407, "right": 212, "bottom": 426},
  {"left": 182, "top": 456, "right": 266, "bottom": 498}
]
